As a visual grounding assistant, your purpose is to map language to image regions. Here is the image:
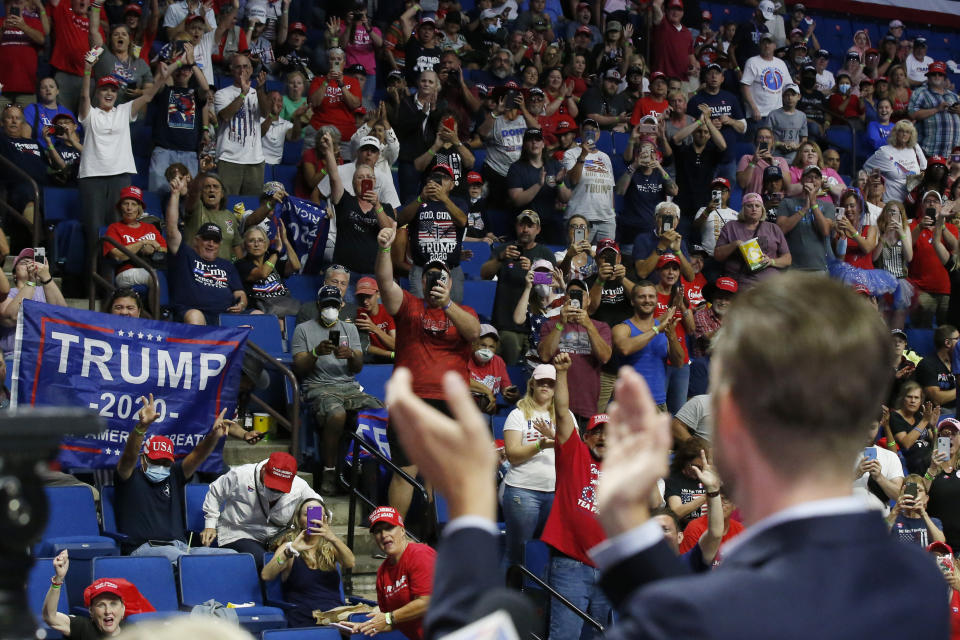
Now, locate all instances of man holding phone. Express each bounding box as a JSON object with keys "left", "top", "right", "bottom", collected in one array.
[
  {"left": 907, "top": 61, "right": 960, "bottom": 159},
  {"left": 564, "top": 118, "right": 616, "bottom": 242},
  {"left": 292, "top": 284, "right": 379, "bottom": 494},
  {"left": 915, "top": 324, "right": 959, "bottom": 419},
  {"left": 853, "top": 421, "right": 905, "bottom": 515}
]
